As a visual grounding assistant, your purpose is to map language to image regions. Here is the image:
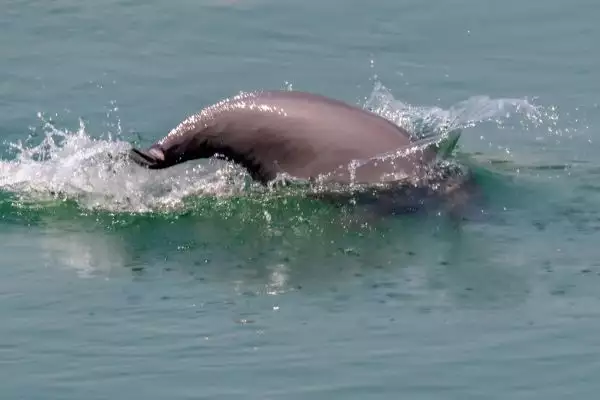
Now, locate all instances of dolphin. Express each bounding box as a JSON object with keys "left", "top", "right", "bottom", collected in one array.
[{"left": 129, "top": 90, "right": 460, "bottom": 186}]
